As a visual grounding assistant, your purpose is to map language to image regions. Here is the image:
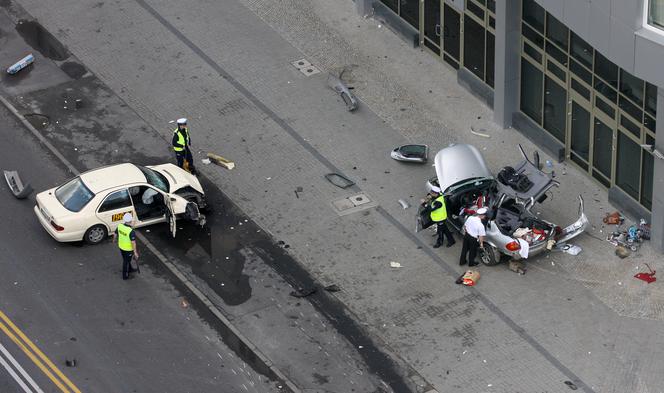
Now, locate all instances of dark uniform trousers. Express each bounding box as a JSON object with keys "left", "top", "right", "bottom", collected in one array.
[
  {"left": 435, "top": 221, "right": 455, "bottom": 246},
  {"left": 121, "top": 250, "right": 134, "bottom": 280},
  {"left": 459, "top": 233, "right": 480, "bottom": 266}
]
